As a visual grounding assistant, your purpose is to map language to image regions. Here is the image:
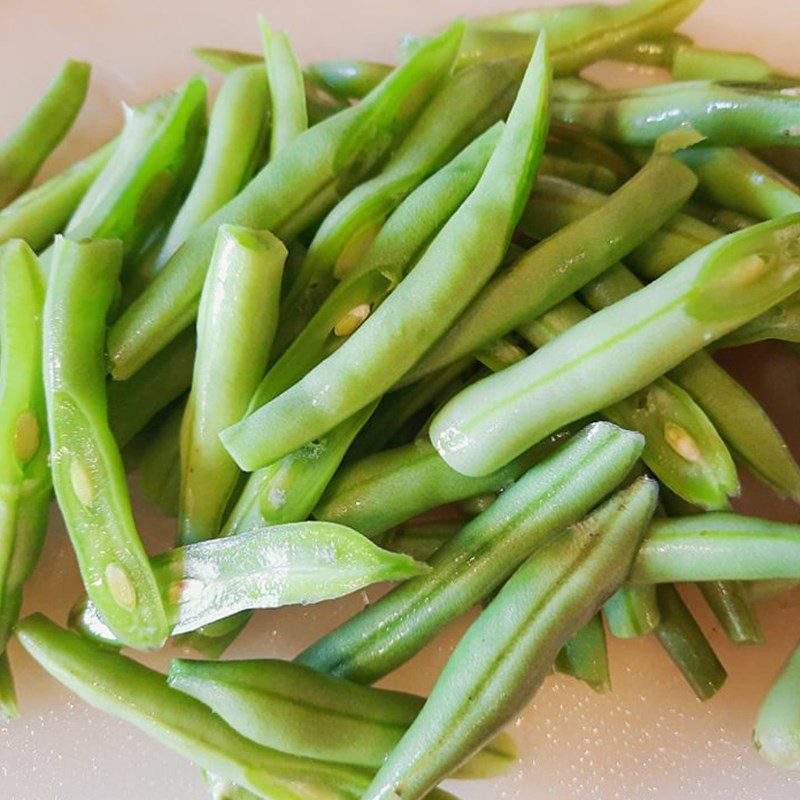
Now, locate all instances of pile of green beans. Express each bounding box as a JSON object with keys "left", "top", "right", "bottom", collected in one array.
[{"left": 4, "top": 0, "right": 800, "bottom": 793}]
